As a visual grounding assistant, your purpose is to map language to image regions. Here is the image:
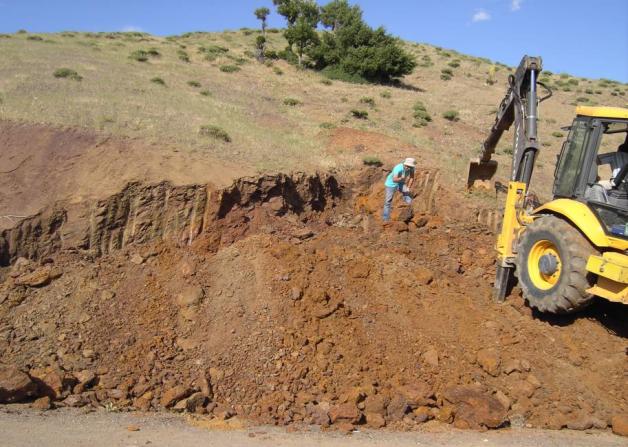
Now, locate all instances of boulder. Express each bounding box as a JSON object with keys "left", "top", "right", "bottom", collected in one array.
[
  {"left": 29, "top": 367, "right": 65, "bottom": 399},
  {"left": 386, "top": 394, "right": 410, "bottom": 422},
  {"left": 396, "top": 381, "right": 433, "bottom": 408},
  {"left": 364, "top": 394, "right": 388, "bottom": 415},
  {"left": 32, "top": 396, "right": 52, "bottom": 410},
  {"left": 476, "top": 349, "right": 501, "bottom": 377},
  {"left": 305, "top": 403, "right": 330, "bottom": 425},
  {"left": 329, "top": 403, "right": 362, "bottom": 424},
  {"left": 160, "top": 385, "right": 190, "bottom": 408},
  {"left": 443, "top": 385, "right": 508, "bottom": 429},
  {"left": 412, "top": 406, "right": 432, "bottom": 423},
  {"left": 14, "top": 266, "right": 55, "bottom": 287},
  {"left": 0, "top": 366, "right": 38, "bottom": 403},
  {"left": 612, "top": 414, "right": 628, "bottom": 437},
  {"left": 365, "top": 412, "right": 386, "bottom": 428}
]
